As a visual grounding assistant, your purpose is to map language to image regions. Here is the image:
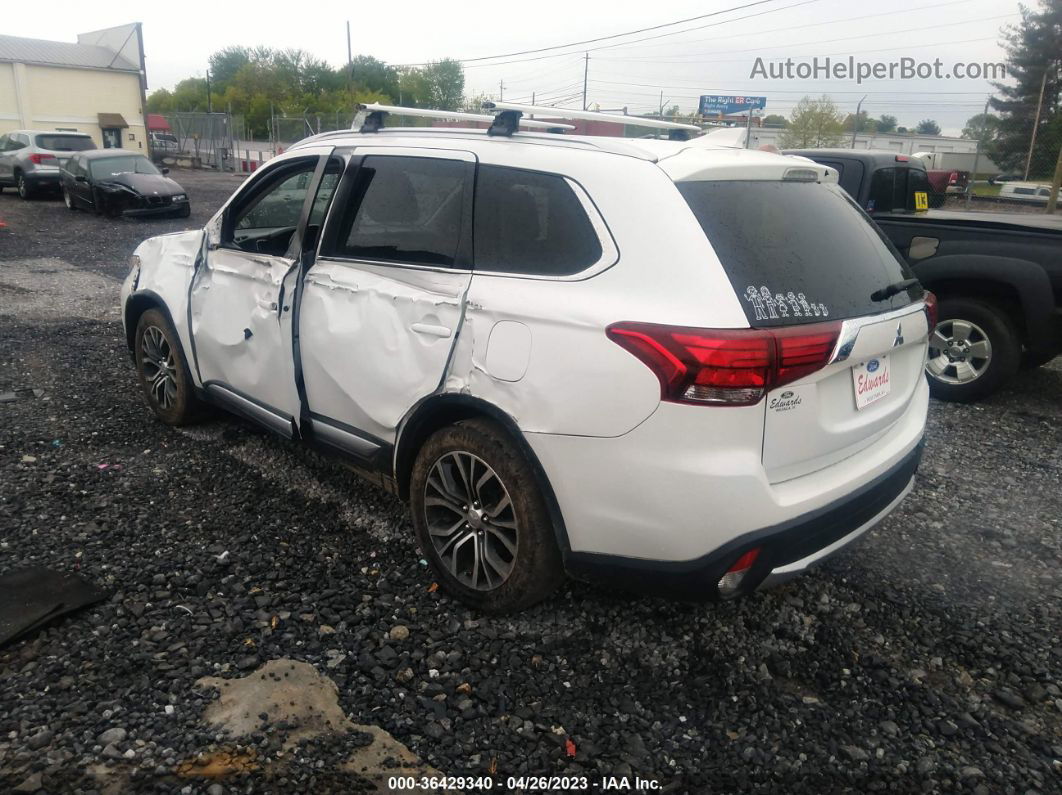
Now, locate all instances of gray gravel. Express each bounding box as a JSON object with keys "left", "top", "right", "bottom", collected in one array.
[{"left": 1, "top": 173, "right": 1060, "bottom": 793}]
